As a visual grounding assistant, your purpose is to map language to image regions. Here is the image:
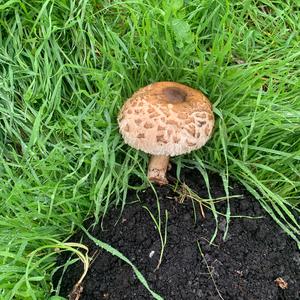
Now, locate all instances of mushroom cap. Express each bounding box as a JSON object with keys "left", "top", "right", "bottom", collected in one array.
[{"left": 118, "top": 81, "right": 214, "bottom": 156}]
